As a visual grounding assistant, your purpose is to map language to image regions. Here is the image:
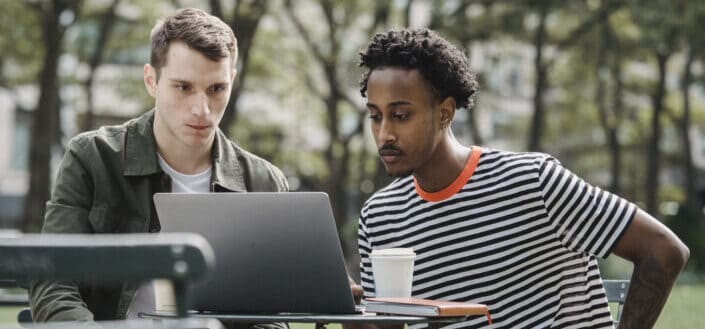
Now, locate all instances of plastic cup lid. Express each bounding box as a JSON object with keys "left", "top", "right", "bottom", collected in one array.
[{"left": 371, "top": 248, "right": 416, "bottom": 257}]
